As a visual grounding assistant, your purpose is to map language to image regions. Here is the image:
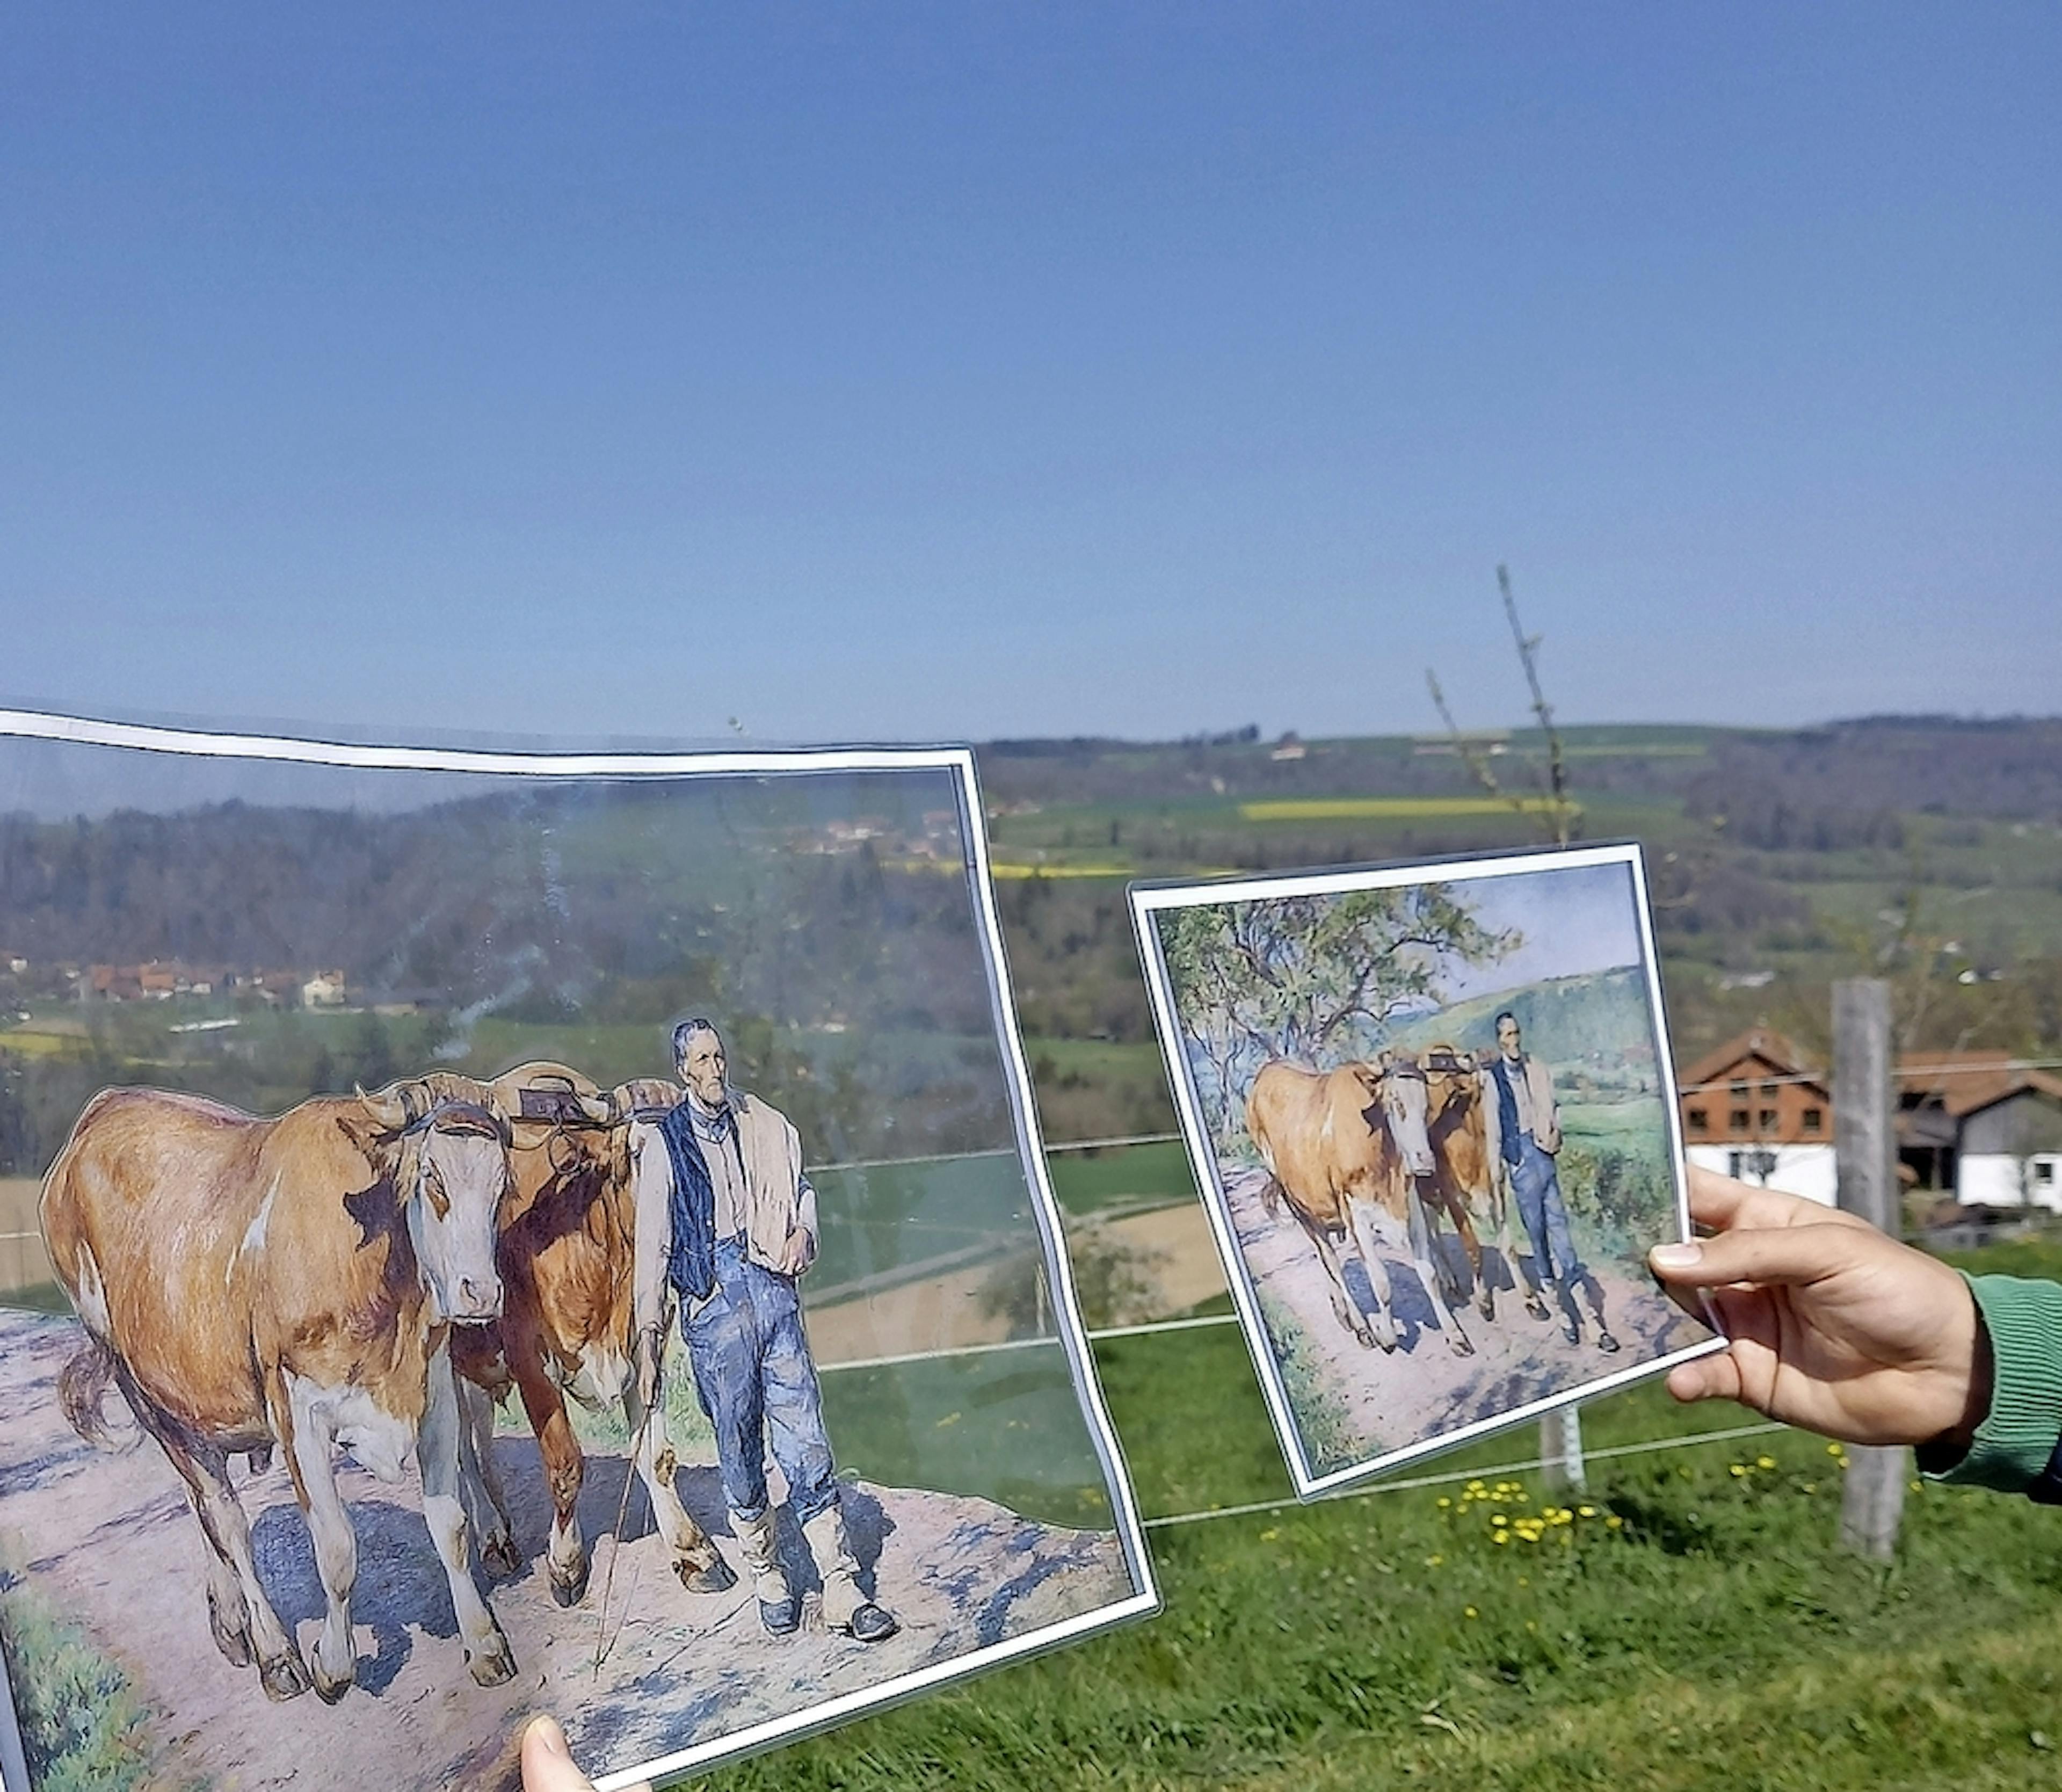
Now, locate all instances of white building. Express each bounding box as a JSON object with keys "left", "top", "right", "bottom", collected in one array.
[{"left": 1898, "top": 1053, "right": 2062, "bottom": 1211}]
